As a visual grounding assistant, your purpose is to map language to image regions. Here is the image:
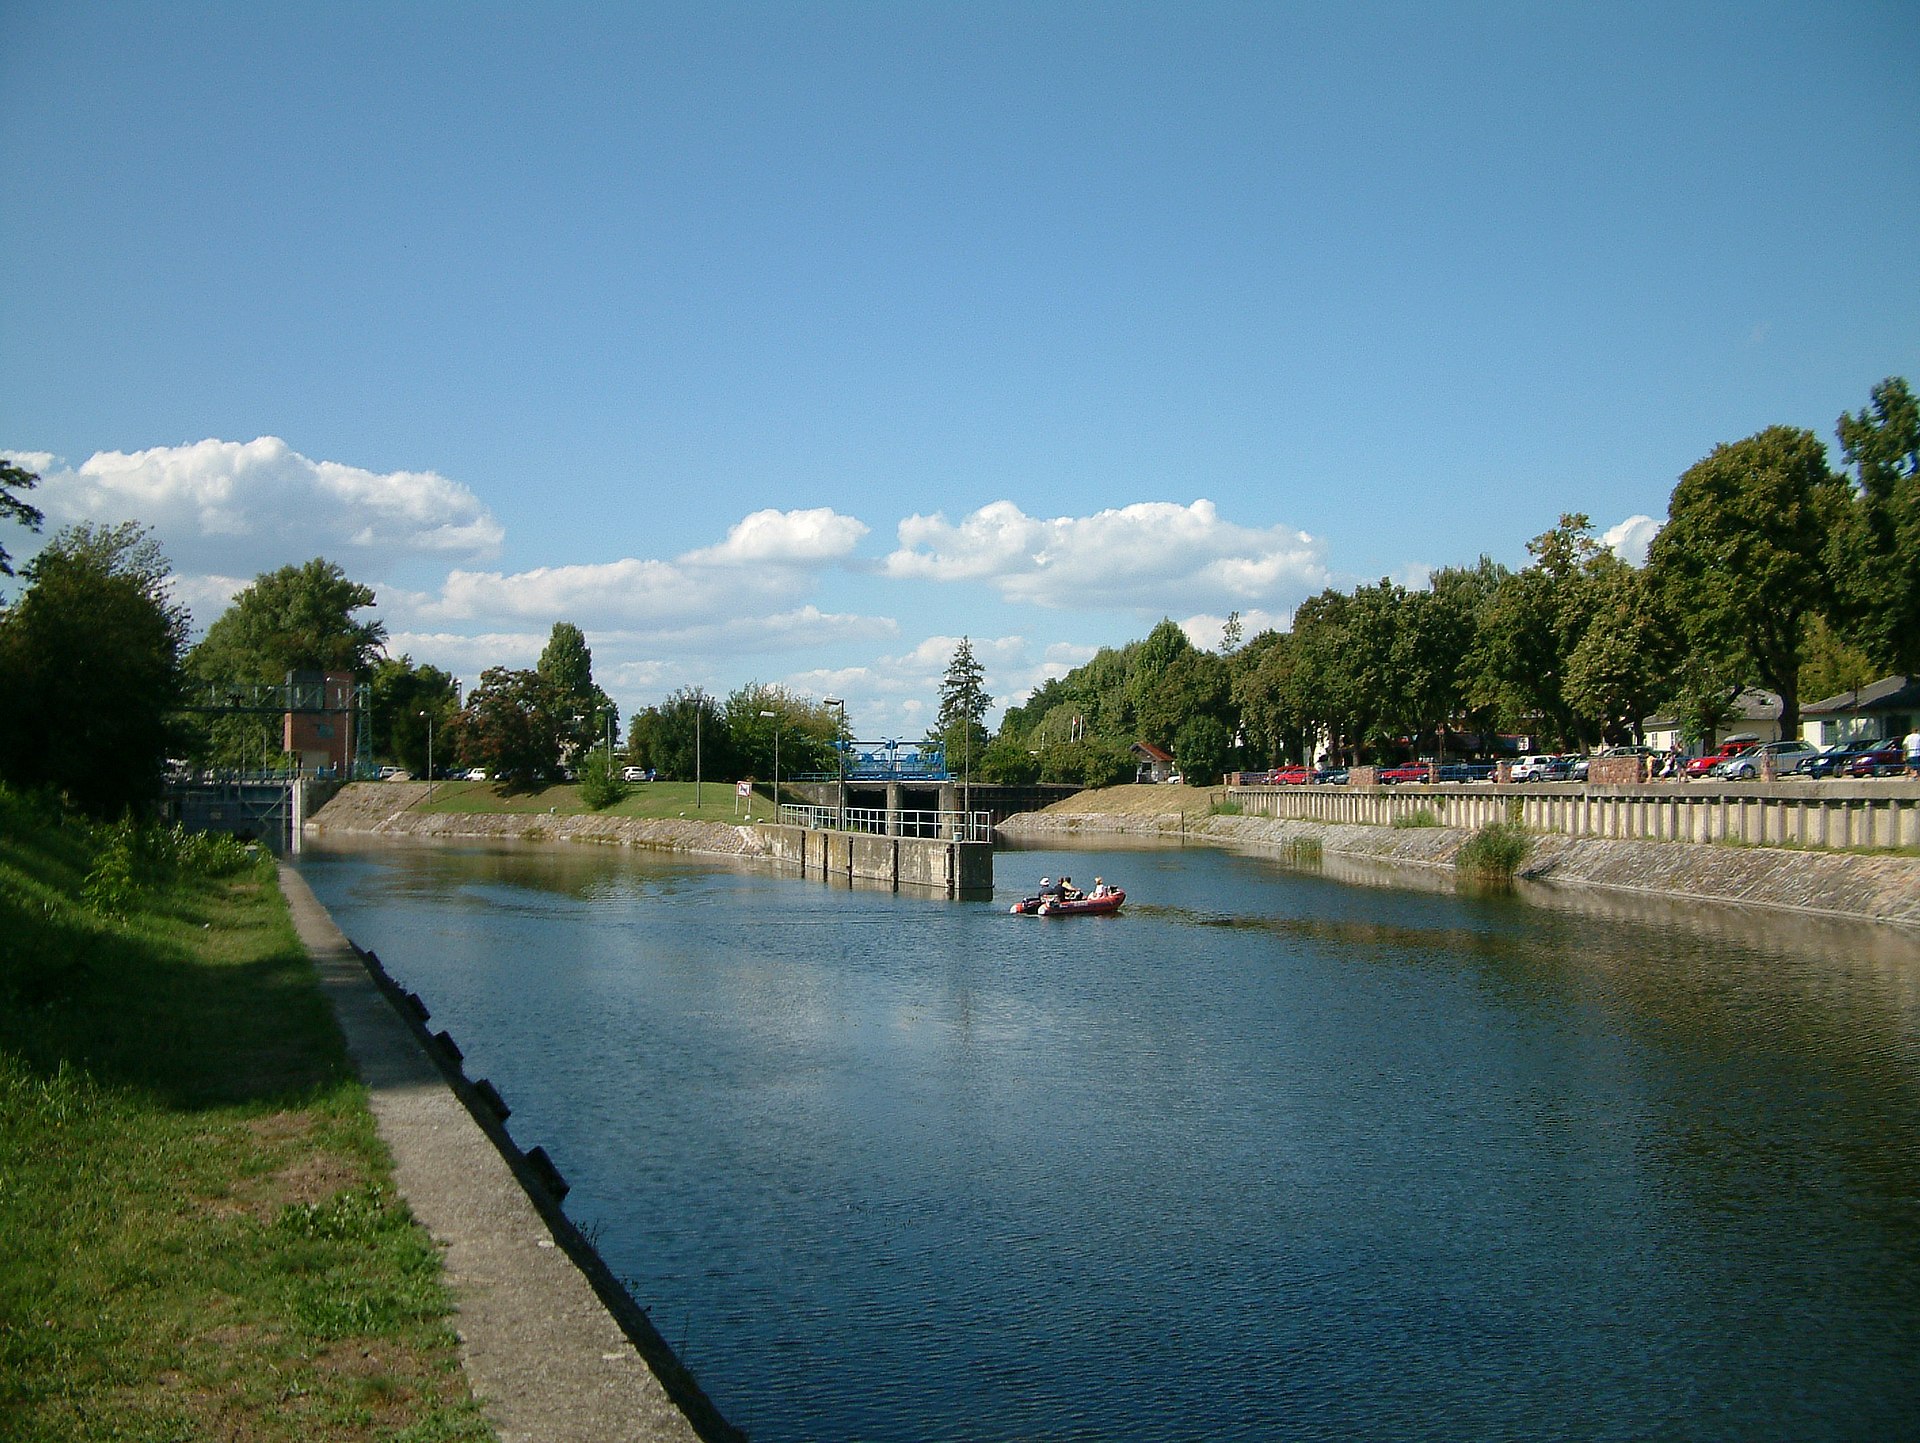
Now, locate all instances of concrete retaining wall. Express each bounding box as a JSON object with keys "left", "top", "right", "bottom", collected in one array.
[
  {"left": 759, "top": 822, "right": 991, "bottom": 896},
  {"left": 998, "top": 808, "right": 1920, "bottom": 929},
  {"left": 1228, "top": 781, "right": 1920, "bottom": 850}
]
